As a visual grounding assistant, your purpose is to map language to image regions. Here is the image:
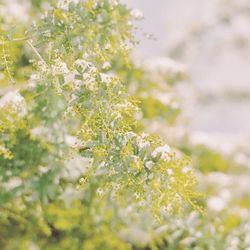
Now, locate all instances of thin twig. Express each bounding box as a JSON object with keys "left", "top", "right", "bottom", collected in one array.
[
  {"left": 0, "top": 37, "right": 30, "bottom": 45},
  {"left": 12, "top": 37, "right": 31, "bottom": 42},
  {"left": 27, "top": 39, "right": 47, "bottom": 66},
  {"left": 1, "top": 40, "right": 14, "bottom": 83}
]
